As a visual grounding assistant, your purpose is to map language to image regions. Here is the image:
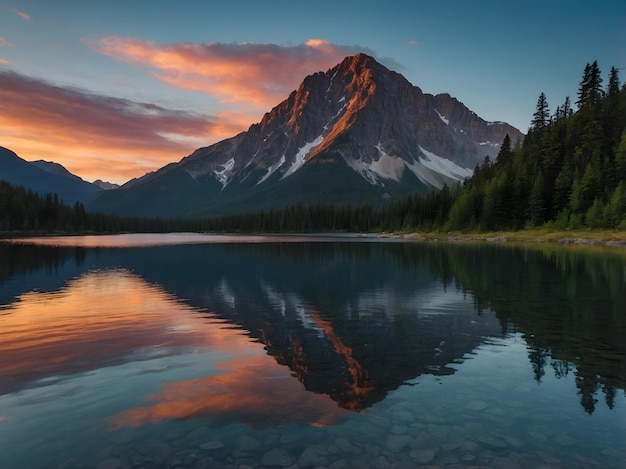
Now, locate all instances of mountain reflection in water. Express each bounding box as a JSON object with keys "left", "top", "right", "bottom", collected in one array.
[{"left": 1, "top": 238, "right": 625, "bottom": 419}]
